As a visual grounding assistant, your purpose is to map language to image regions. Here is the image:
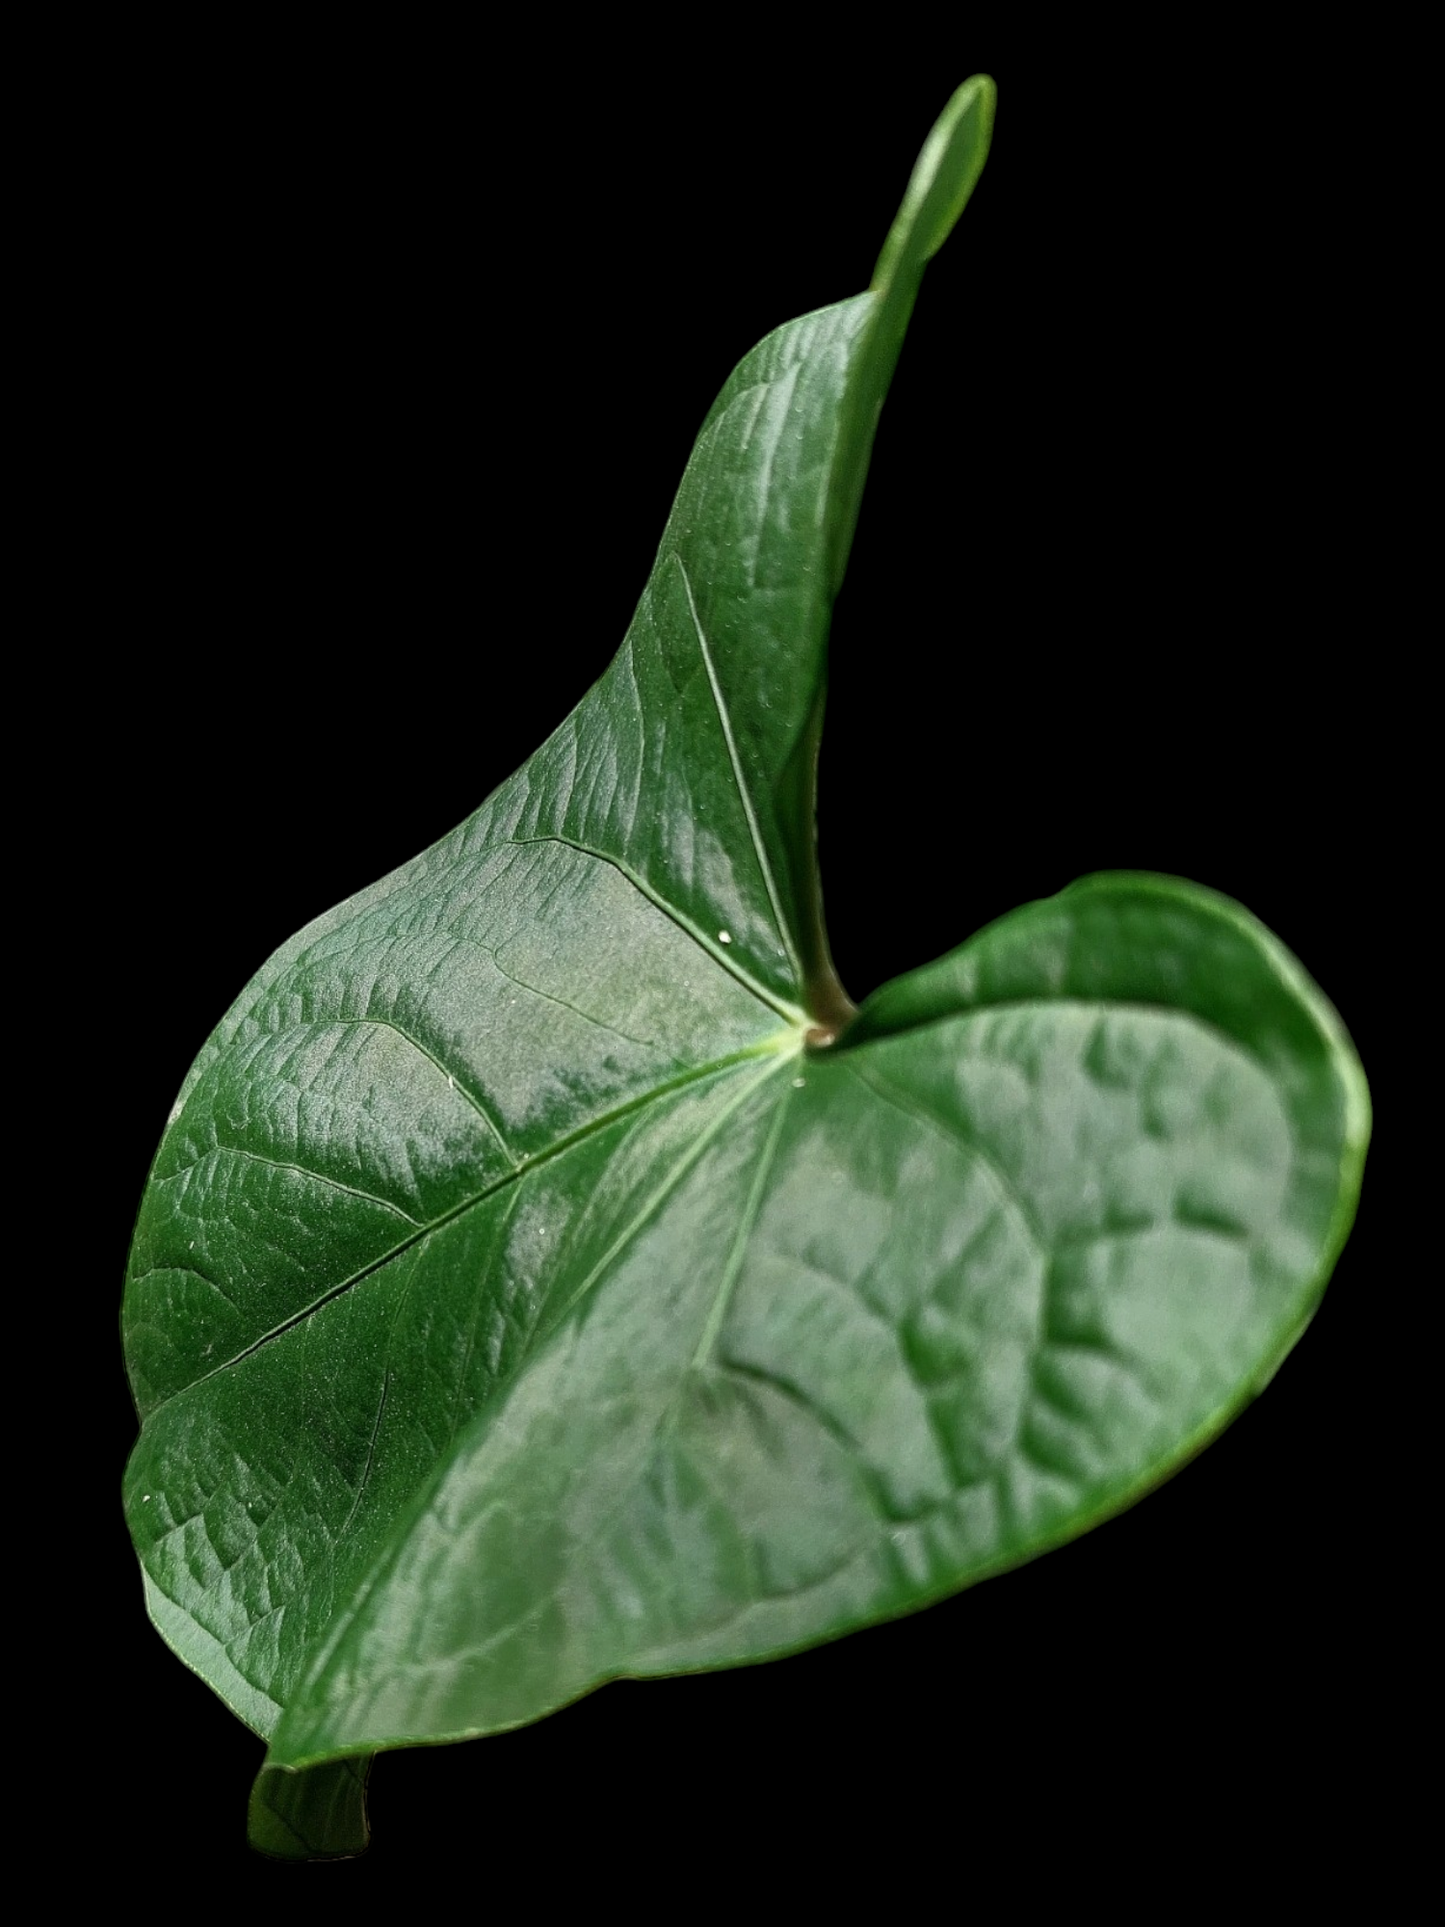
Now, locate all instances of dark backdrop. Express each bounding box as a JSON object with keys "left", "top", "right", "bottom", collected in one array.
[{"left": 92, "top": 25, "right": 1383, "bottom": 1878}]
